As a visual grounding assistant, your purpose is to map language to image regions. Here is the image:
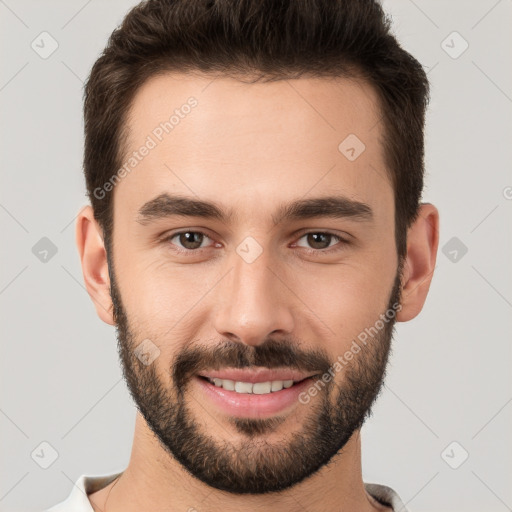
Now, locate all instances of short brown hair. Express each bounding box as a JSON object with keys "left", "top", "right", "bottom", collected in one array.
[{"left": 83, "top": 0, "right": 430, "bottom": 260}]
